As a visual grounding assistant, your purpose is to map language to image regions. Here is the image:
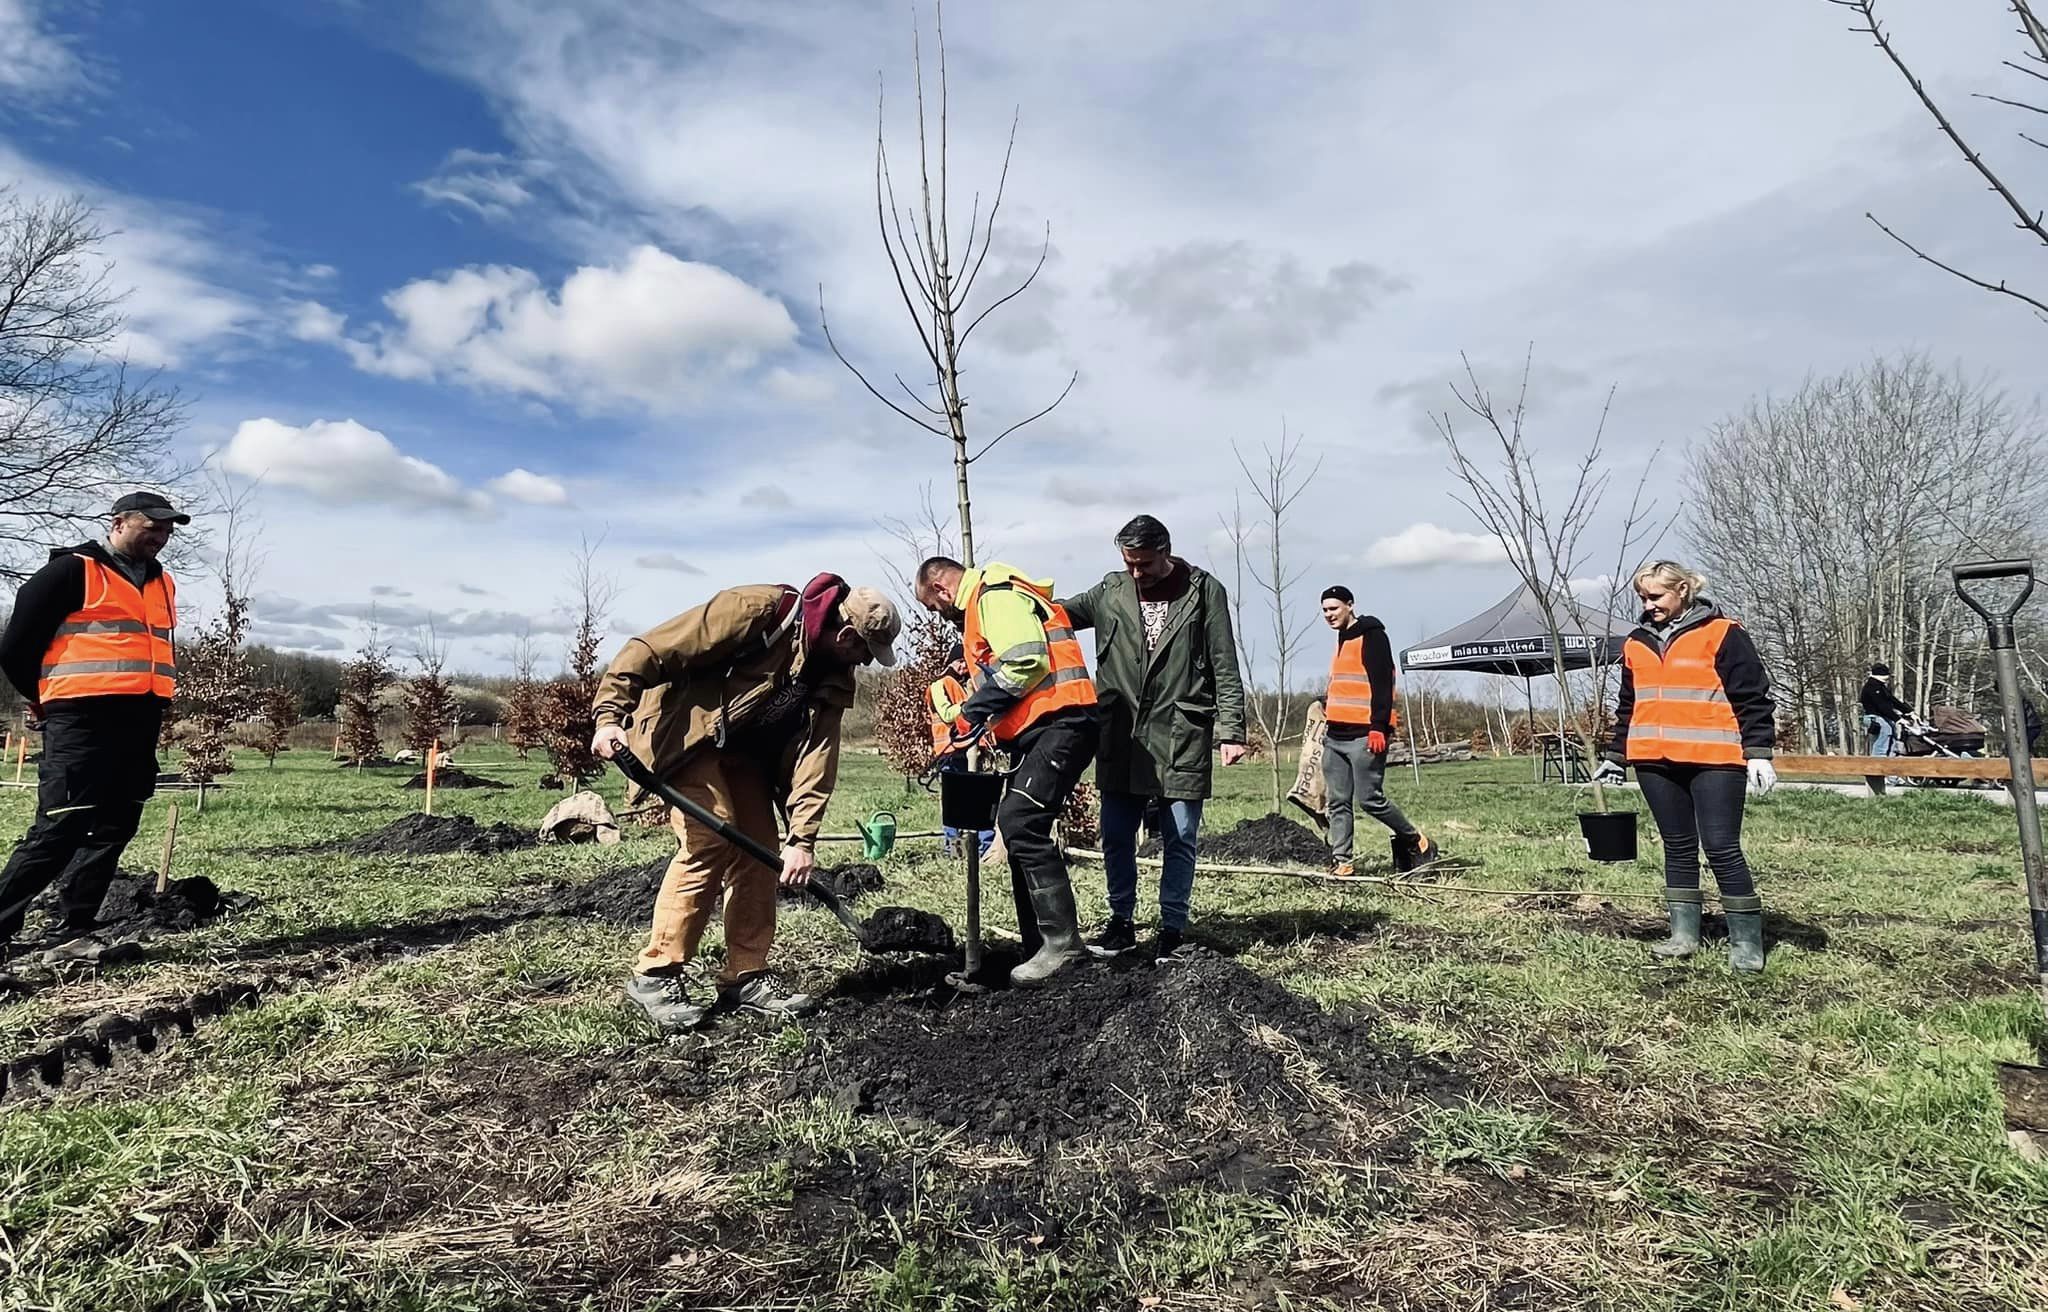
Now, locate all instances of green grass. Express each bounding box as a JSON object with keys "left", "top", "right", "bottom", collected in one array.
[{"left": 3, "top": 743, "right": 2047, "bottom": 1309}]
